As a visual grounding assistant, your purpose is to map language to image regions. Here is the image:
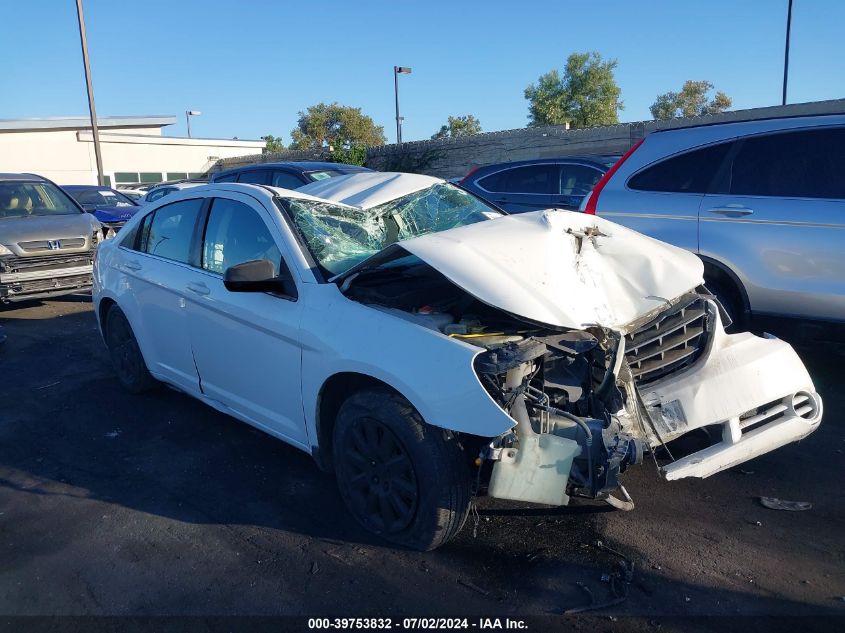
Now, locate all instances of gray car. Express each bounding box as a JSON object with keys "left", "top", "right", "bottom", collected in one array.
[
  {"left": 0, "top": 173, "right": 101, "bottom": 303},
  {"left": 582, "top": 114, "right": 845, "bottom": 336}
]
